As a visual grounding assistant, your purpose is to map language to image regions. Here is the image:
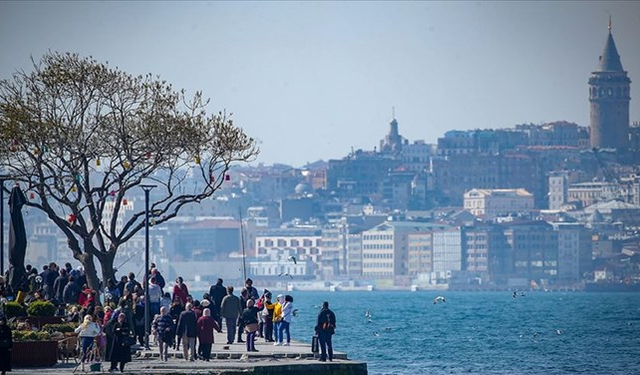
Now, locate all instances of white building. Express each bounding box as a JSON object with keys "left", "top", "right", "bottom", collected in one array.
[
  {"left": 432, "top": 228, "right": 463, "bottom": 274},
  {"left": 464, "top": 188, "right": 534, "bottom": 218},
  {"left": 255, "top": 227, "right": 322, "bottom": 274},
  {"left": 361, "top": 221, "right": 451, "bottom": 281}
]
